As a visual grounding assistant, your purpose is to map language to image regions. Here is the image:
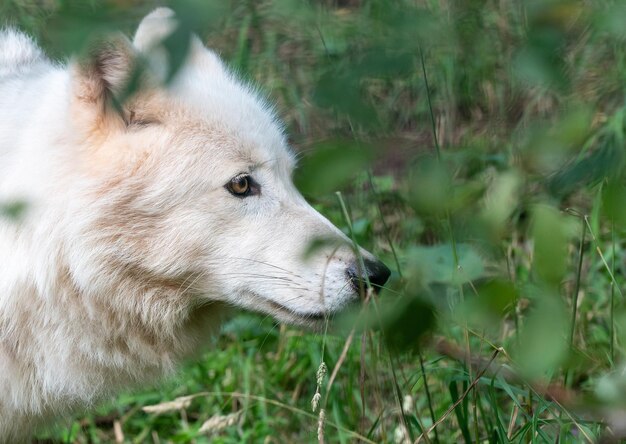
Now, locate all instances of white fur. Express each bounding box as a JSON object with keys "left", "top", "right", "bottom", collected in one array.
[{"left": 0, "top": 9, "right": 384, "bottom": 441}]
